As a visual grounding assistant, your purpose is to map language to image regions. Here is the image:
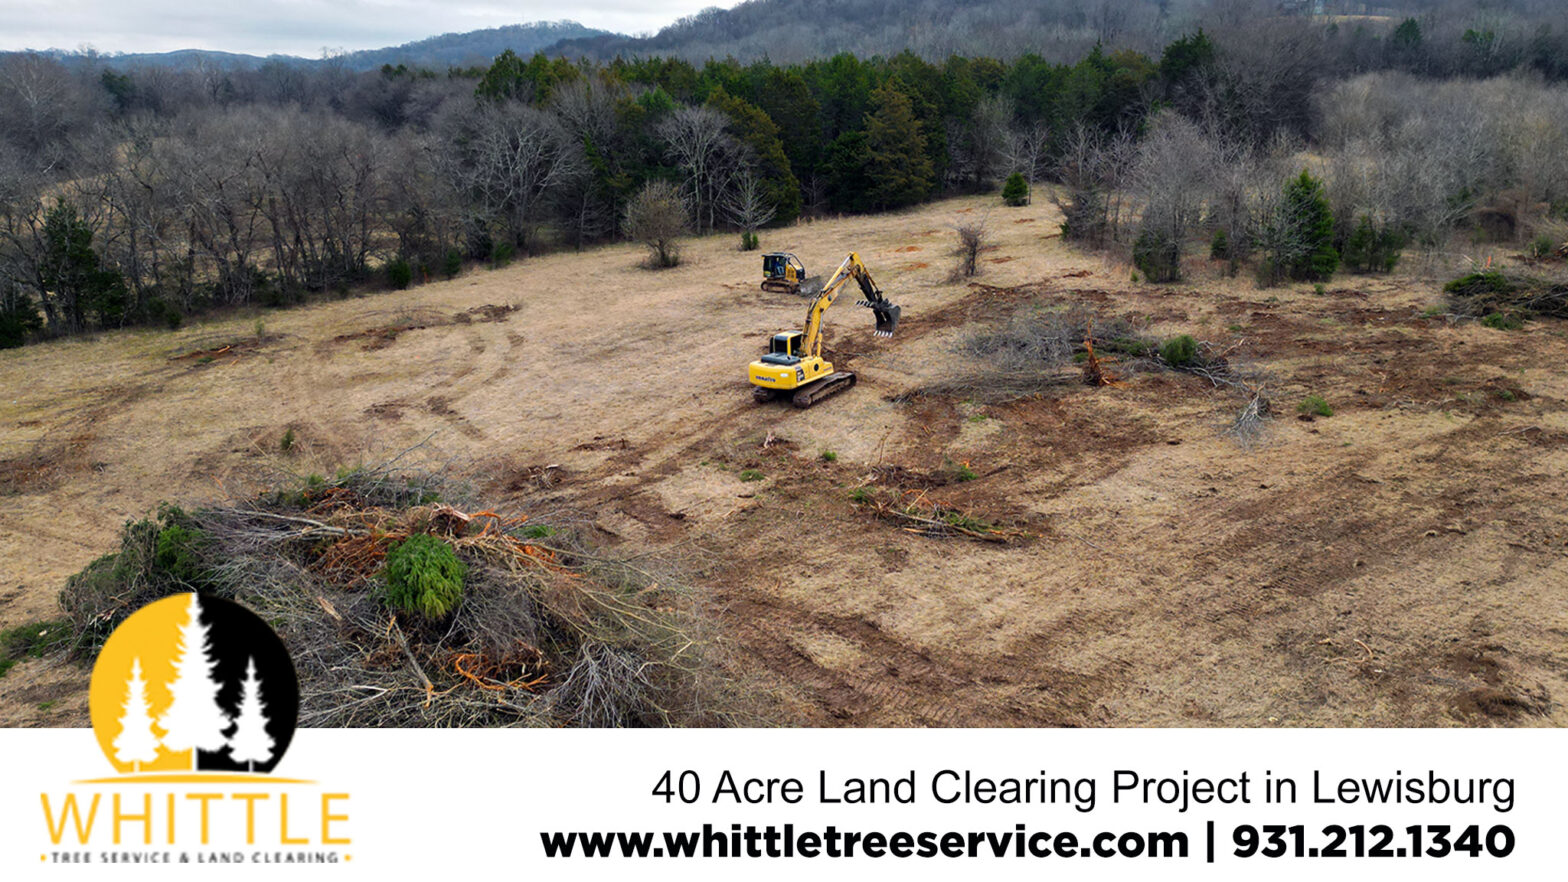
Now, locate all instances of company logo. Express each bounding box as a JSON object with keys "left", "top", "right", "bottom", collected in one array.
[
  {"left": 39, "top": 593, "right": 350, "bottom": 866},
  {"left": 89, "top": 593, "right": 298, "bottom": 776}
]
